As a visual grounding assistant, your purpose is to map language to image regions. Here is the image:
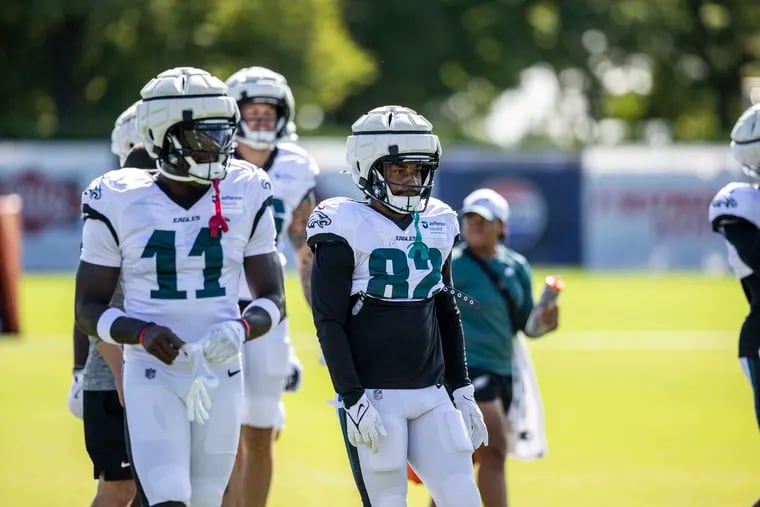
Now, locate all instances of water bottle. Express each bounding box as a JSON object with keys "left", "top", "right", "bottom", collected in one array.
[{"left": 537, "top": 275, "right": 564, "bottom": 308}]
